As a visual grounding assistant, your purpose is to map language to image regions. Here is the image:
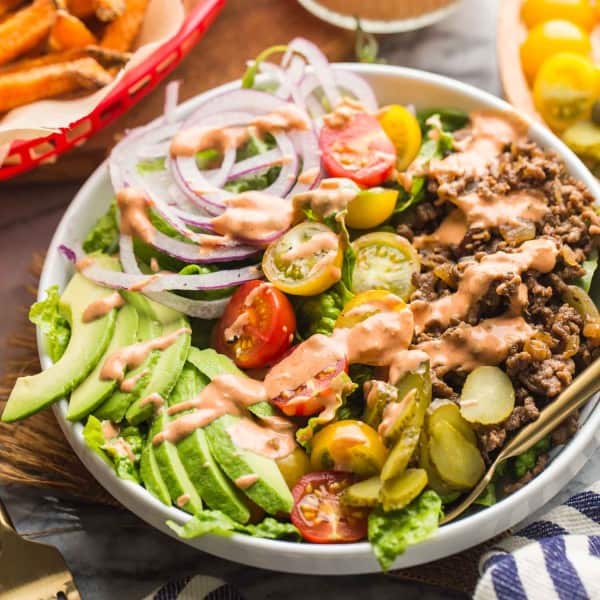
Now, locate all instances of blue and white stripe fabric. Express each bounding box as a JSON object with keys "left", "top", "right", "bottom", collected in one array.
[
  {"left": 144, "top": 575, "right": 244, "bottom": 600},
  {"left": 475, "top": 482, "right": 600, "bottom": 600}
]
